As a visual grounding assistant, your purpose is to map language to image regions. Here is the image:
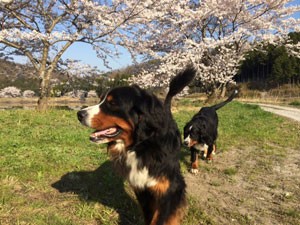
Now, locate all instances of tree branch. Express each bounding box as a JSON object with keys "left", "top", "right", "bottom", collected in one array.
[{"left": 0, "top": 39, "right": 39, "bottom": 70}]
